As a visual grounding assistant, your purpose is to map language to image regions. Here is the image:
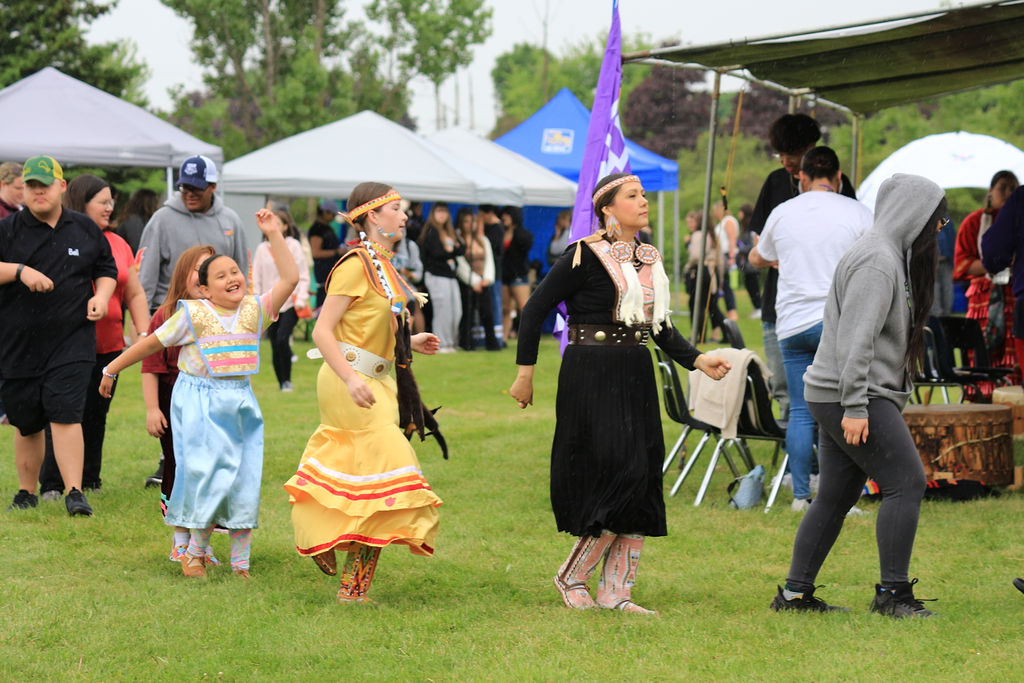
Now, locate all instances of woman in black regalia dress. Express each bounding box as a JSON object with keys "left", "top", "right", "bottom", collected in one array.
[{"left": 510, "top": 173, "right": 730, "bottom": 614}]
